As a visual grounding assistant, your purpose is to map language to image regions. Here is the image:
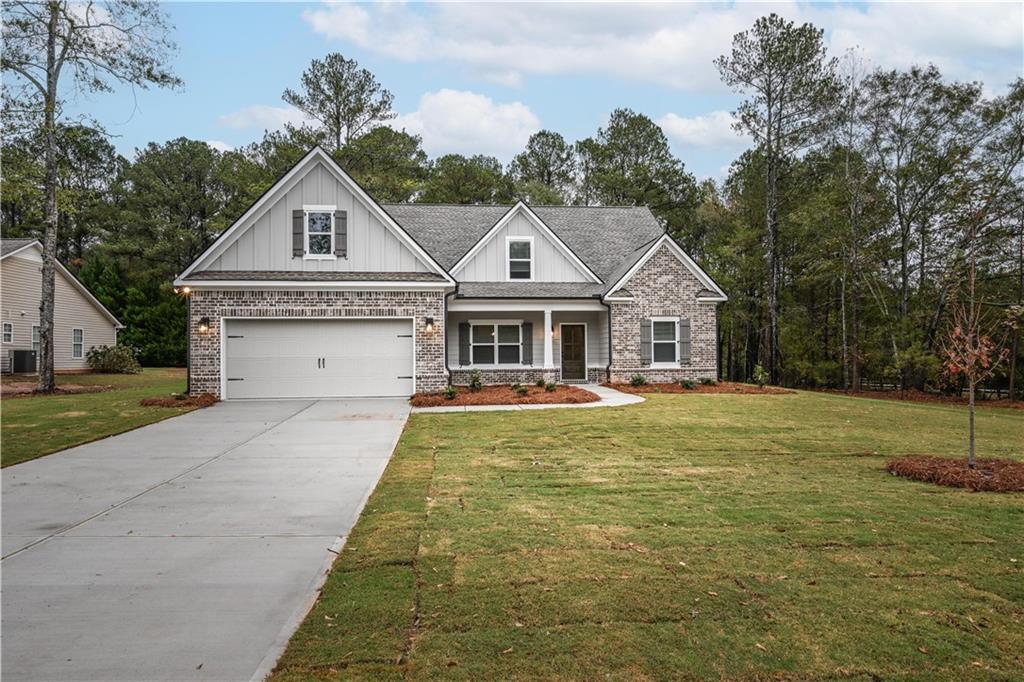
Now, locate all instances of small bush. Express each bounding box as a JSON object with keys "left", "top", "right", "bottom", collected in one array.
[
  {"left": 679, "top": 378, "right": 697, "bottom": 389},
  {"left": 86, "top": 345, "right": 142, "bottom": 374},
  {"left": 511, "top": 382, "right": 522, "bottom": 391},
  {"left": 468, "top": 370, "right": 483, "bottom": 392},
  {"left": 443, "top": 385, "right": 457, "bottom": 400},
  {"left": 535, "top": 377, "right": 546, "bottom": 387},
  {"left": 545, "top": 381, "right": 557, "bottom": 392},
  {"left": 700, "top": 377, "right": 717, "bottom": 386},
  {"left": 630, "top": 374, "right": 648, "bottom": 386},
  {"left": 514, "top": 385, "right": 529, "bottom": 397},
  {"left": 752, "top": 364, "right": 769, "bottom": 387}
]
